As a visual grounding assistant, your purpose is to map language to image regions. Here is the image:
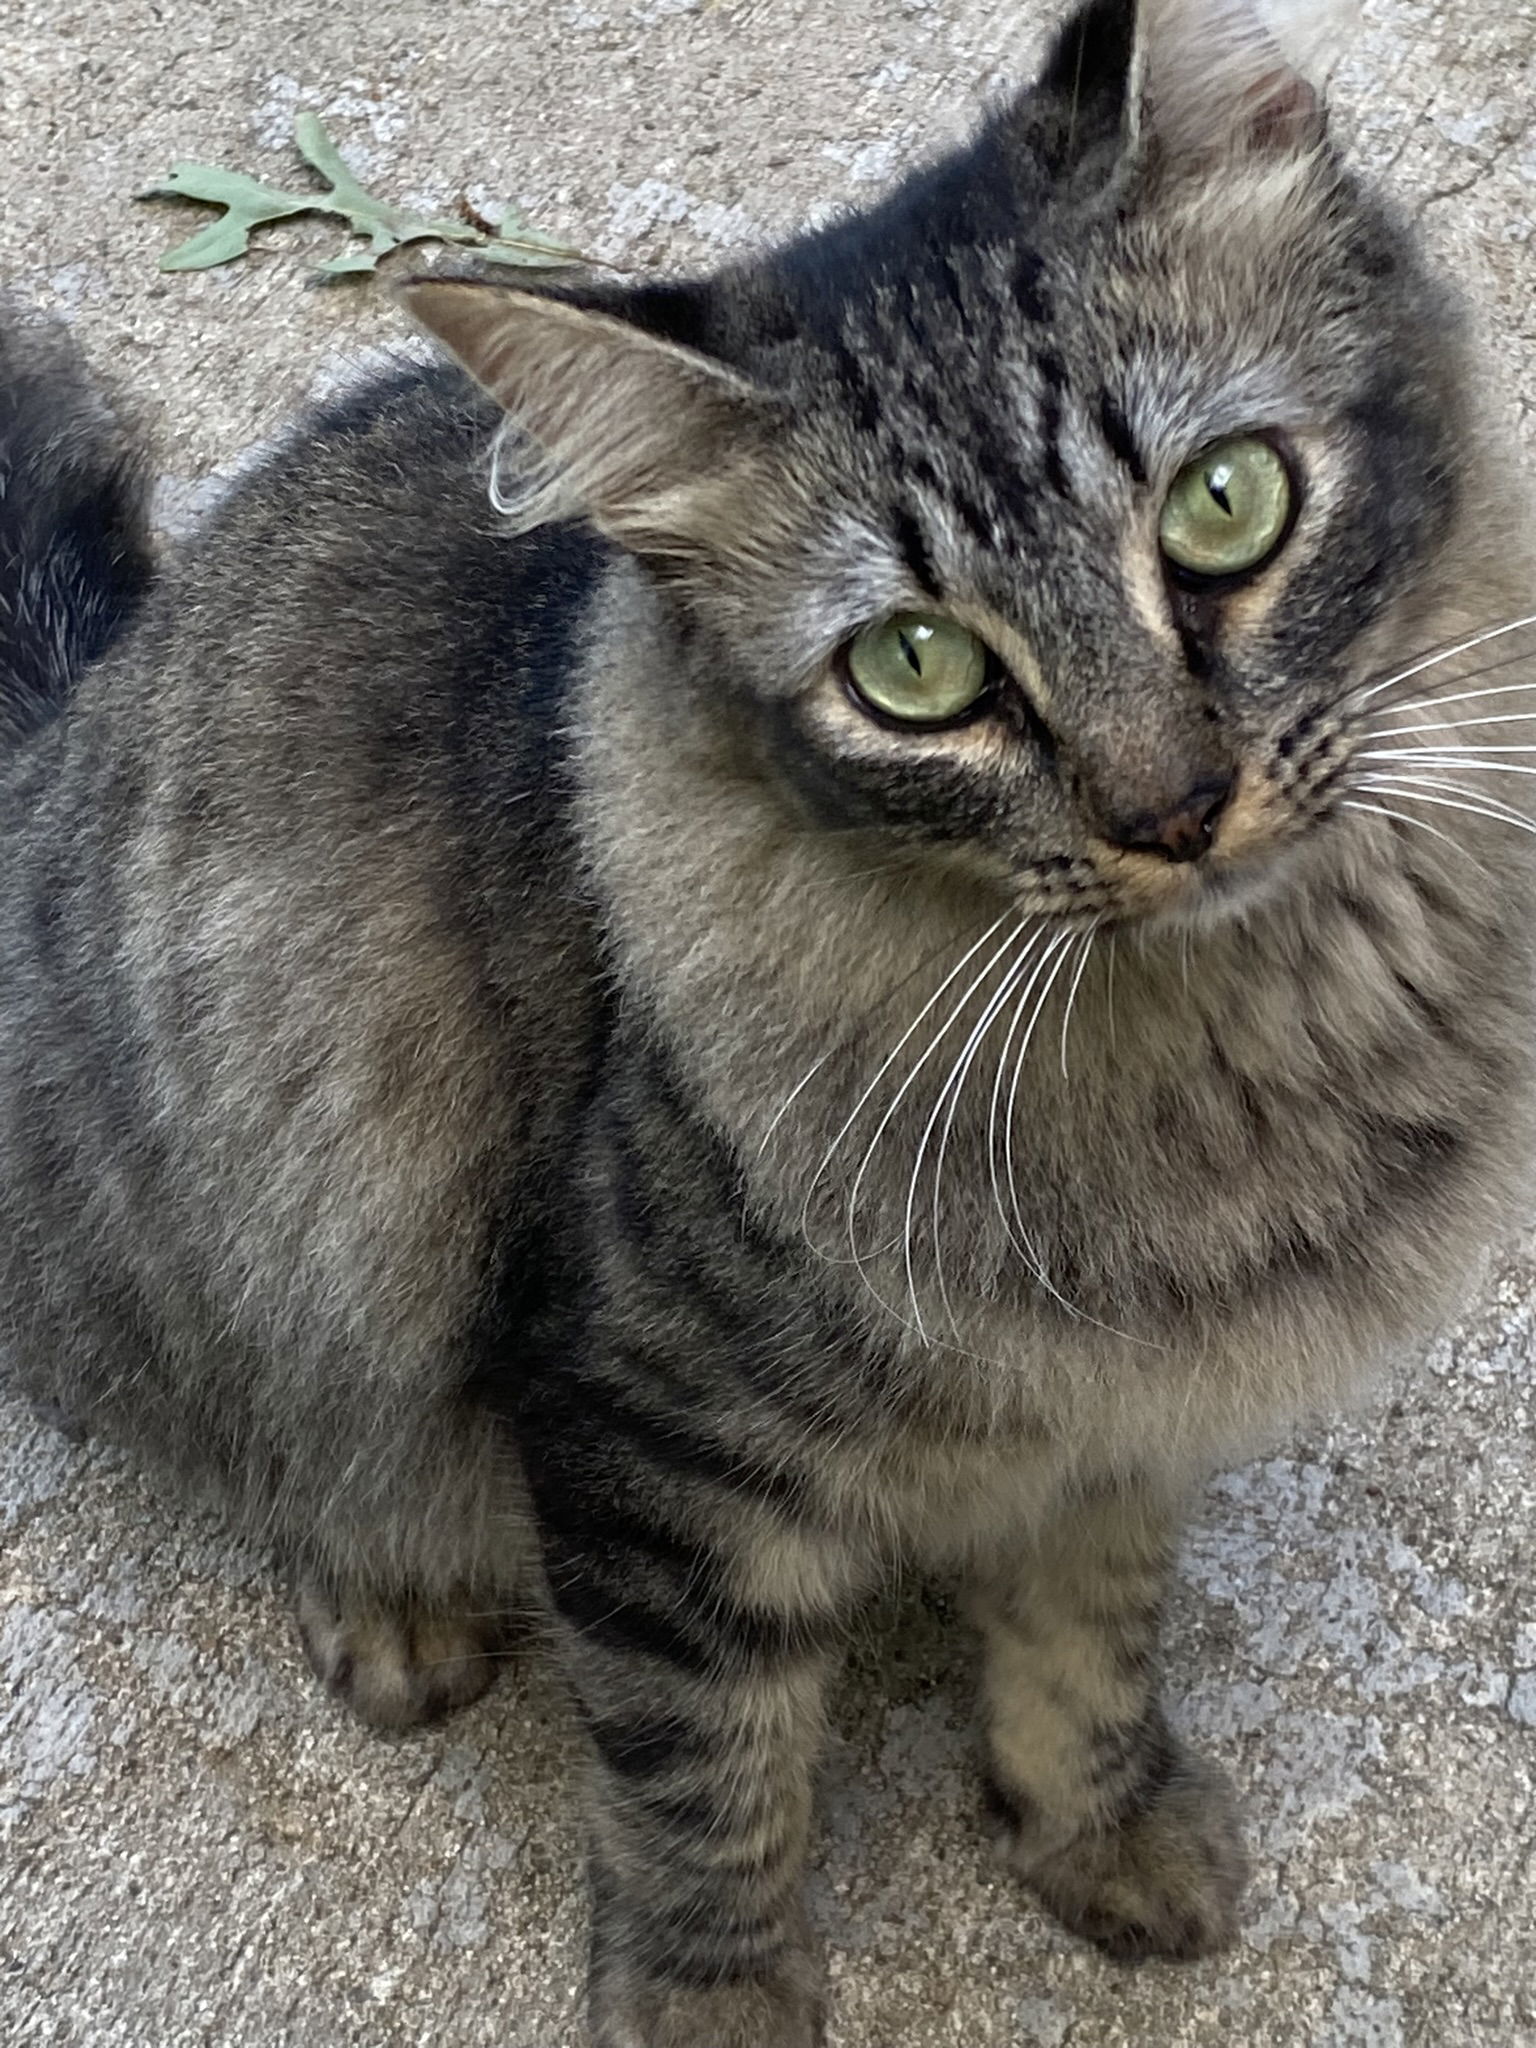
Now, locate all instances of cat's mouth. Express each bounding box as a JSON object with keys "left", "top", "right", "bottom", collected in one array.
[
  {"left": 1152, "top": 845, "right": 1311, "bottom": 933},
  {"left": 1093, "top": 767, "right": 1314, "bottom": 930}
]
